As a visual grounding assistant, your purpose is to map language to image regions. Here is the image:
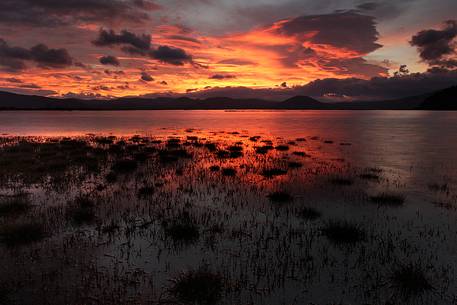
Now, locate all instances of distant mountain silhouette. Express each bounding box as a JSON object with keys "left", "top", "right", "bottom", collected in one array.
[
  {"left": 0, "top": 87, "right": 453, "bottom": 110},
  {"left": 280, "top": 96, "right": 328, "bottom": 109},
  {"left": 418, "top": 86, "right": 457, "bottom": 110}
]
